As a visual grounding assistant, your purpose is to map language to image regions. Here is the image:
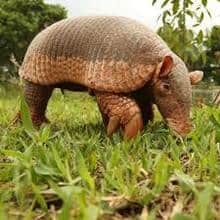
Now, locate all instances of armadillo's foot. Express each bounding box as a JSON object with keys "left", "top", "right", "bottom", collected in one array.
[
  {"left": 95, "top": 92, "right": 144, "bottom": 139},
  {"left": 30, "top": 112, "right": 50, "bottom": 128},
  {"left": 123, "top": 113, "right": 143, "bottom": 139},
  {"left": 107, "top": 116, "right": 120, "bottom": 136}
]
